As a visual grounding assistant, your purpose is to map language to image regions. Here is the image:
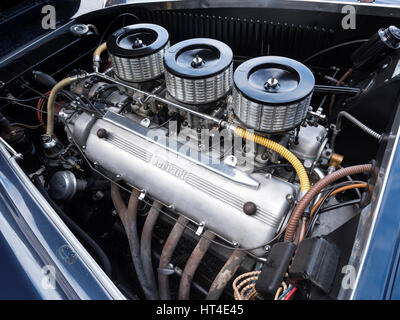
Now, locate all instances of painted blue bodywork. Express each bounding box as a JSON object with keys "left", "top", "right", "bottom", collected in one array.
[
  {"left": 0, "top": 149, "right": 117, "bottom": 299},
  {"left": 352, "top": 136, "right": 400, "bottom": 299}
]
